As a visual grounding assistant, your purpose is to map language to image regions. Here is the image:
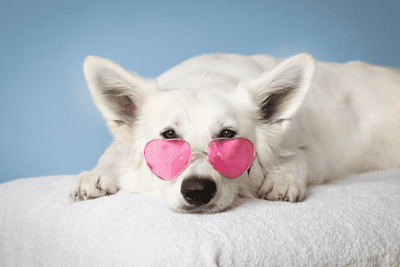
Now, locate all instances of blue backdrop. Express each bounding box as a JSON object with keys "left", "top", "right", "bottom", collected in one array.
[{"left": 1, "top": 0, "right": 399, "bottom": 184}]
